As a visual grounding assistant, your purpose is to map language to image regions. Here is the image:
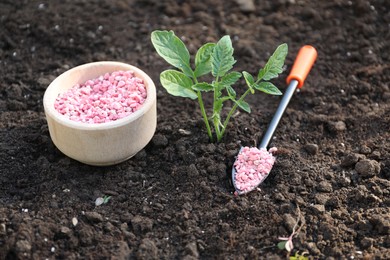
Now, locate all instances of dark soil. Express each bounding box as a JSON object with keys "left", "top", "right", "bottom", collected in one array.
[{"left": 1, "top": 0, "right": 389, "bottom": 259}]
